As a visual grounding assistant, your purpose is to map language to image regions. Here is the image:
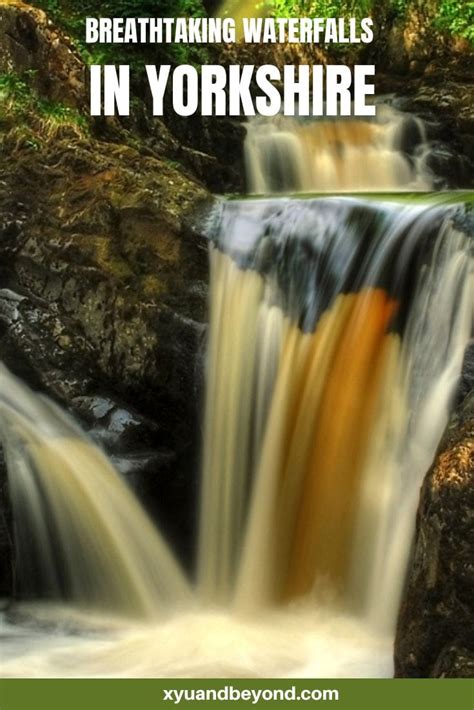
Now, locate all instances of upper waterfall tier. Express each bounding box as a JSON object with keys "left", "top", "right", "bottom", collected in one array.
[
  {"left": 245, "top": 105, "right": 434, "bottom": 193},
  {"left": 207, "top": 196, "right": 471, "bottom": 332}
]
